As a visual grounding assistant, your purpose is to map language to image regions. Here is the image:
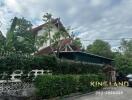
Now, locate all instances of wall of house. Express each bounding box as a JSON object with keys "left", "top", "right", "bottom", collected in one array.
[{"left": 37, "top": 24, "right": 65, "bottom": 50}]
